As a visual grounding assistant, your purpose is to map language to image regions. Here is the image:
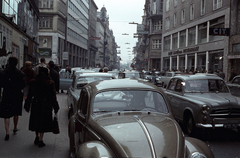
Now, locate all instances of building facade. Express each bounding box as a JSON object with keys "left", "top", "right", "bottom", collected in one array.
[
  {"left": 88, "top": 0, "right": 98, "bottom": 67},
  {"left": 162, "top": 0, "right": 231, "bottom": 79},
  {"left": 145, "top": 0, "right": 163, "bottom": 71},
  {"left": 39, "top": 0, "right": 89, "bottom": 68},
  {"left": 0, "top": 0, "right": 39, "bottom": 69}
]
